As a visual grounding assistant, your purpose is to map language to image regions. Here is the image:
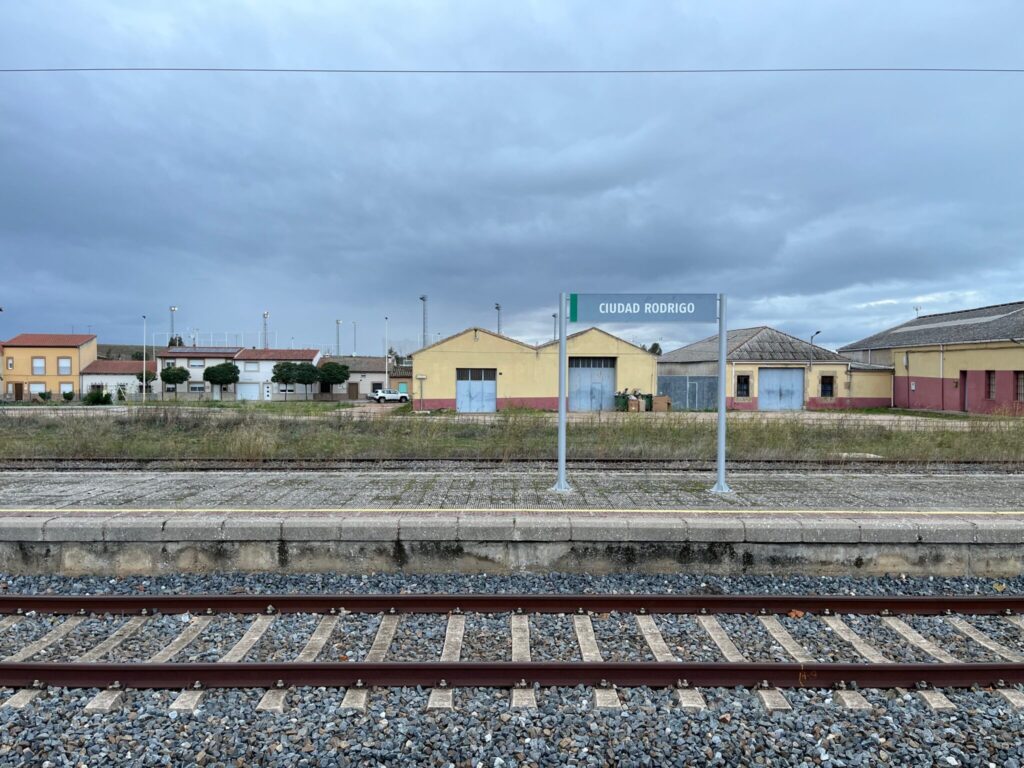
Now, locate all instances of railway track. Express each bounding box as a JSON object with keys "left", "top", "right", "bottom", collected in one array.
[{"left": 2, "top": 594, "right": 1024, "bottom": 716}]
